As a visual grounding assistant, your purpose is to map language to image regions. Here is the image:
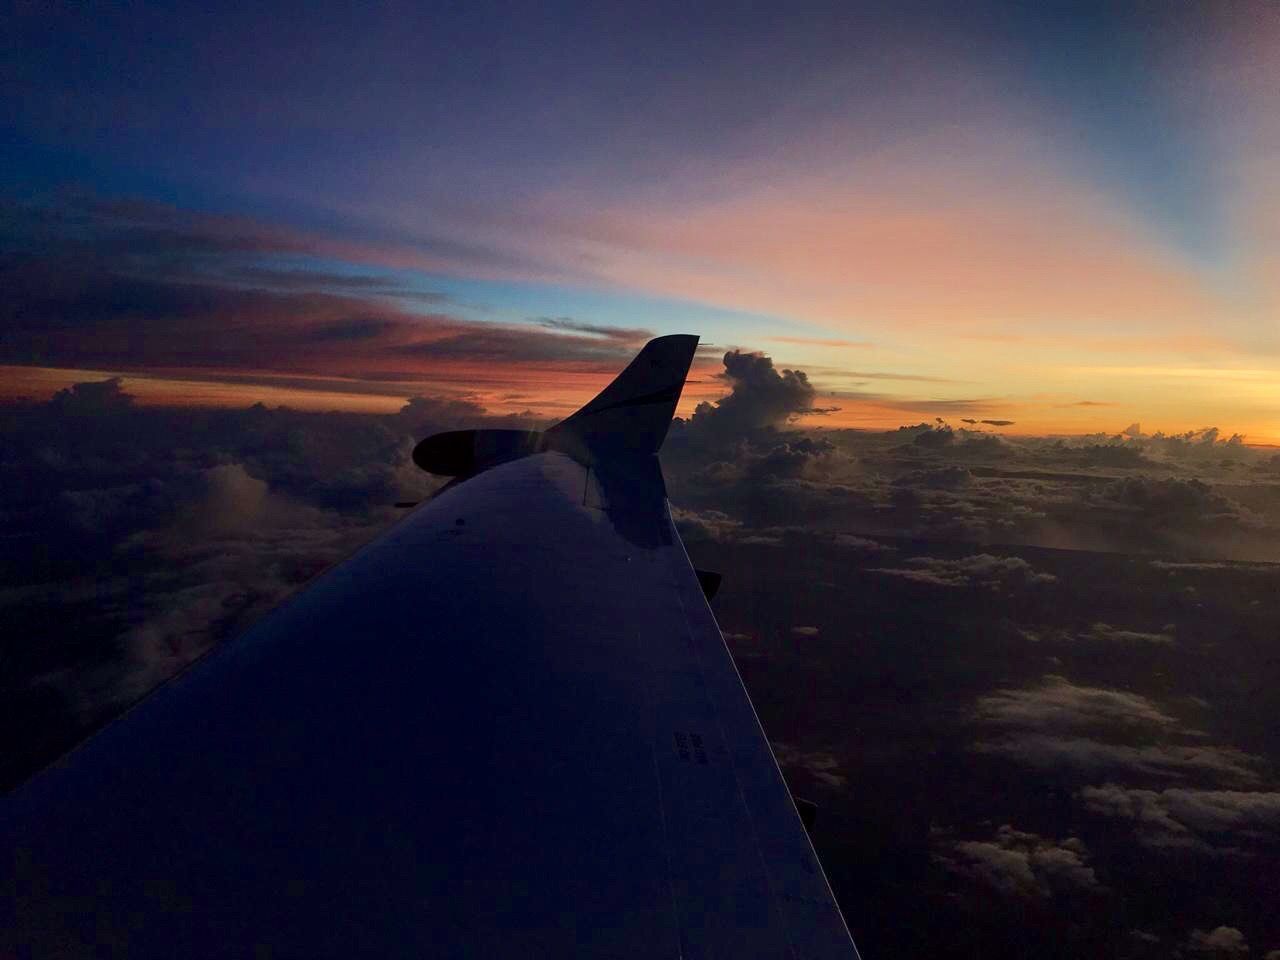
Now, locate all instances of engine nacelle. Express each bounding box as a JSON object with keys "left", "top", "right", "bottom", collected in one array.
[{"left": 412, "top": 429, "right": 544, "bottom": 477}]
